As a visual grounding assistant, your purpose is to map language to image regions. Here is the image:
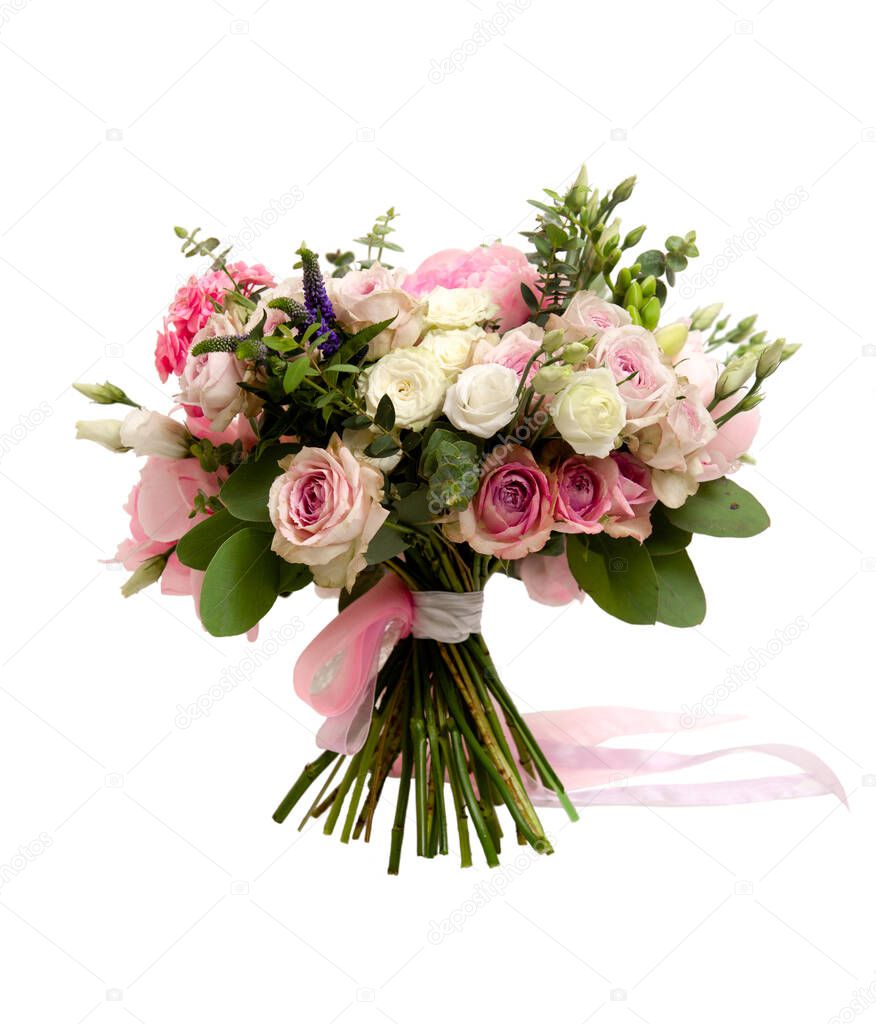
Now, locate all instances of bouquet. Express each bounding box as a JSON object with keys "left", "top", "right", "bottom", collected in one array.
[{"left": 75, "top": 164, "right": 842, "bottom": 874}]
